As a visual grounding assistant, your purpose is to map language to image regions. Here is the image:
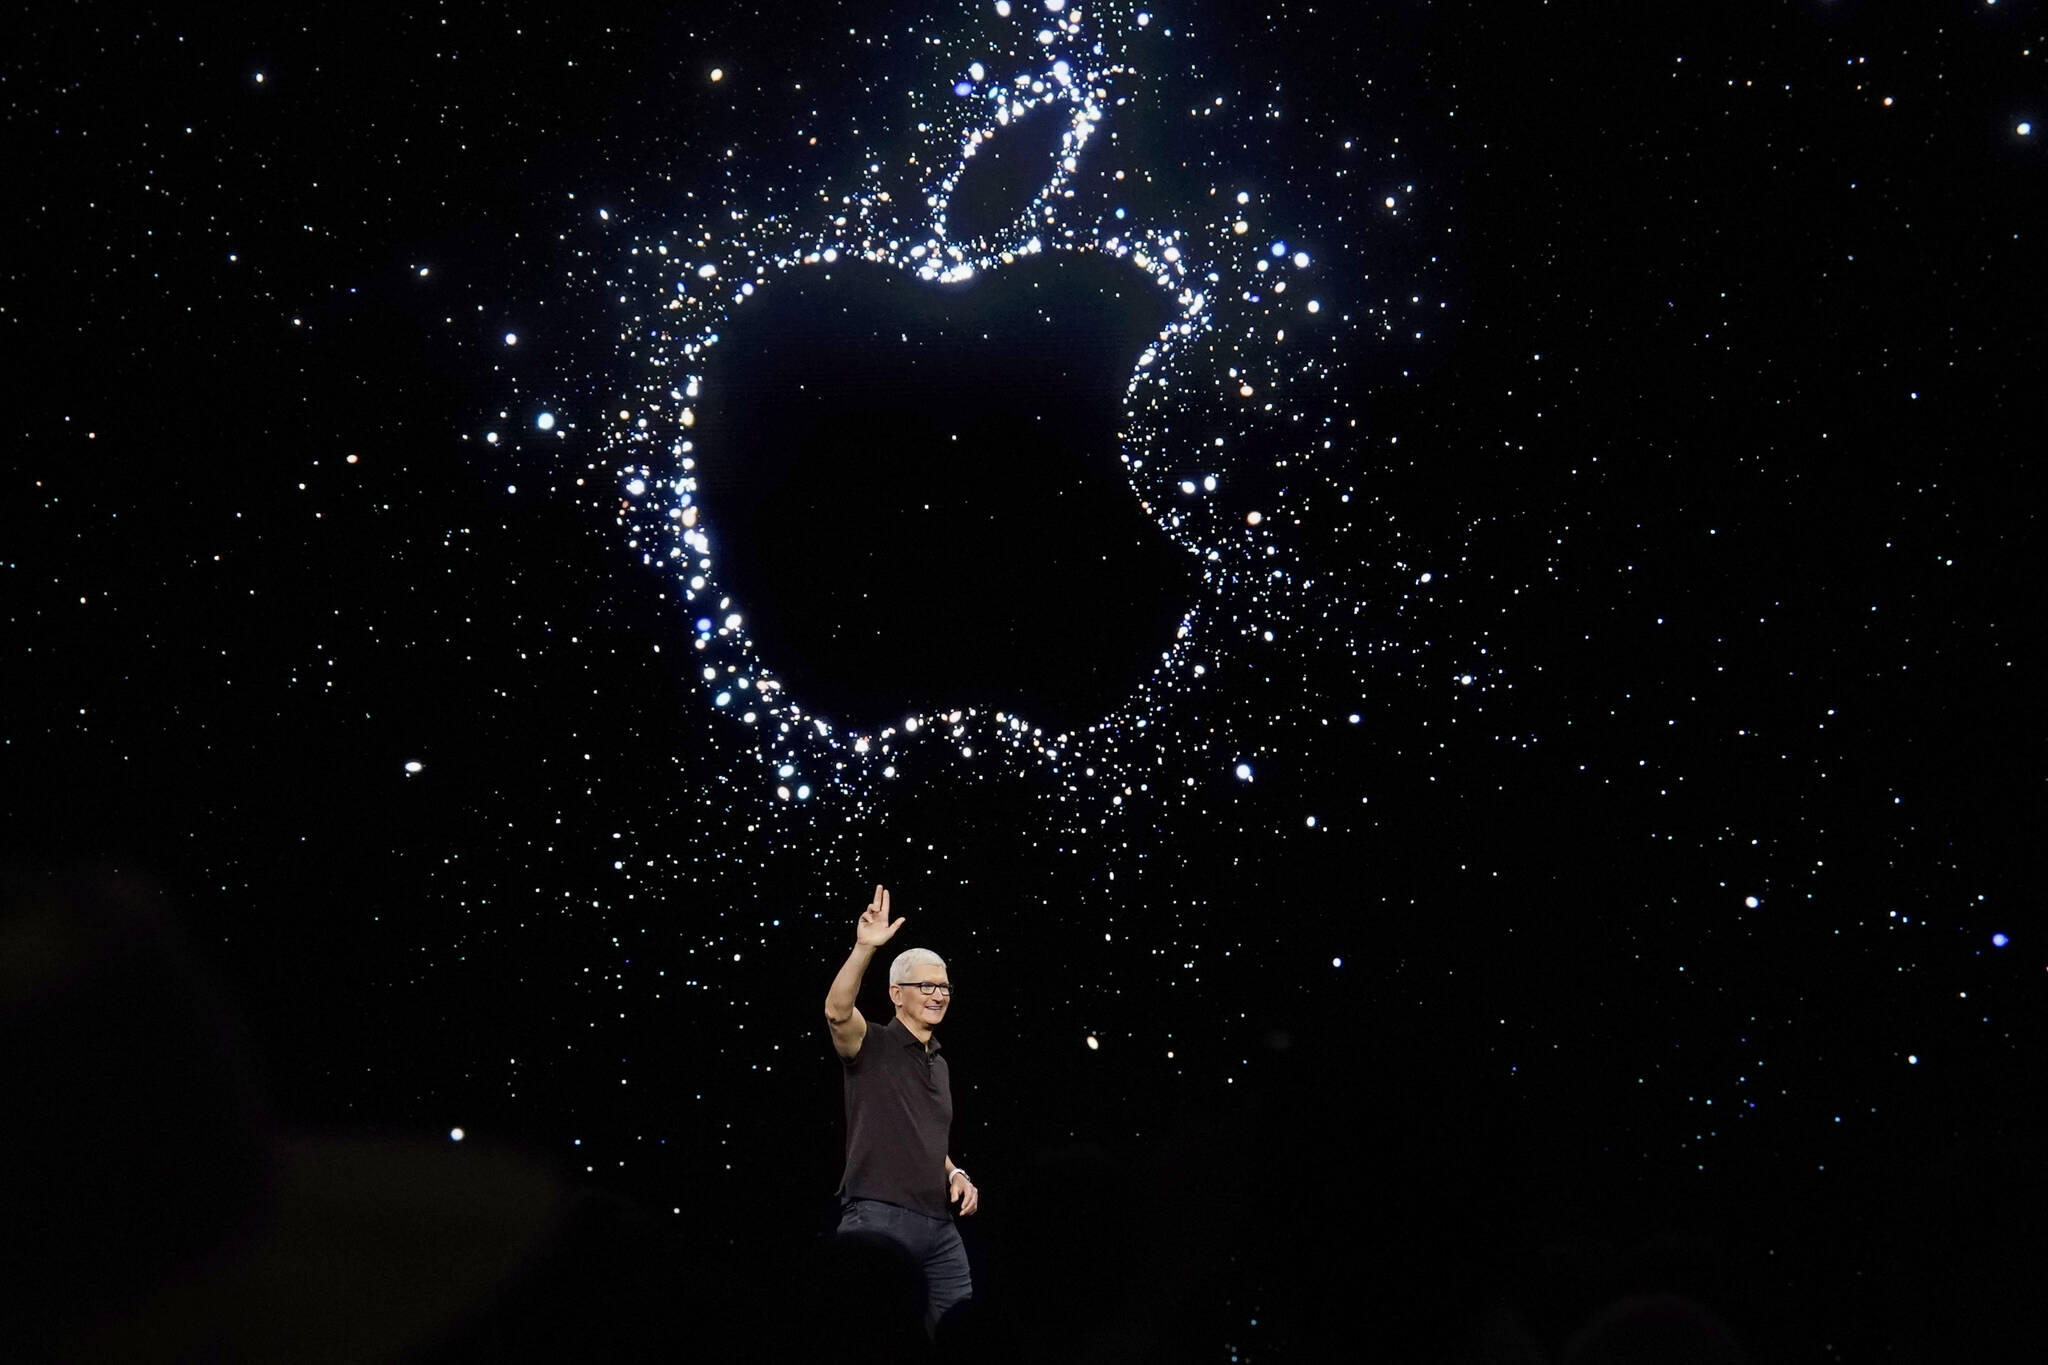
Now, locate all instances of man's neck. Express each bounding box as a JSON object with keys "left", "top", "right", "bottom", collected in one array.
[{"left": 897, "top": 1010, "right": 933, "bottom": 1047}]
